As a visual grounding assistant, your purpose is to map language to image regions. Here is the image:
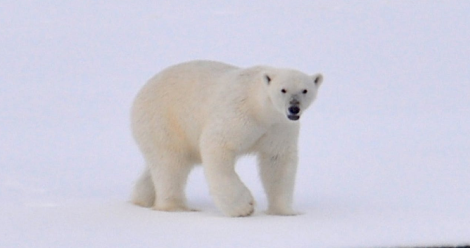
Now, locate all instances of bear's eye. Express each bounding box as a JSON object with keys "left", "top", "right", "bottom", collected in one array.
[
  {"left": 302, "top": 89, "right": 308, "bottom": 94},
  {"left": 281, "top": 89, "right": 287, "bottom": 94}
]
